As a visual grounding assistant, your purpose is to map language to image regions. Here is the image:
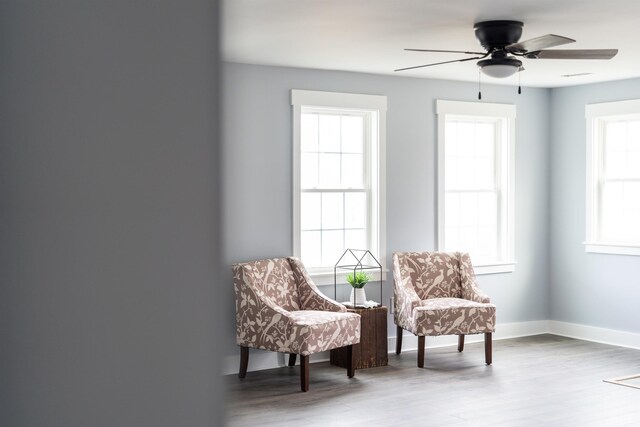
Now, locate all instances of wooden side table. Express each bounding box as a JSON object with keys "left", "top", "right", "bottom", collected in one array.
[{"left": 330, "top": 306, "right": 388, "bottom": 369}]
